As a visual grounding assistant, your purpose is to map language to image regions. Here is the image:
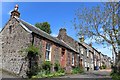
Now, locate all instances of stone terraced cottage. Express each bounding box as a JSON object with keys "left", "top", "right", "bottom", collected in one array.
[{"left": 0, "top": 5, "right": 112, "bottom": 77}]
